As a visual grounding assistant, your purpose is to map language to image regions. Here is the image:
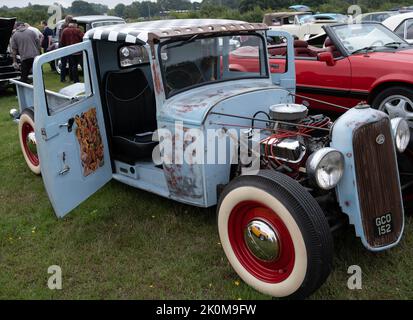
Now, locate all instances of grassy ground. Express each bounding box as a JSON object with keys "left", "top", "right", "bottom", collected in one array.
[{"left": 0, "top": 68, "right": 412, "bottom": 300}]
